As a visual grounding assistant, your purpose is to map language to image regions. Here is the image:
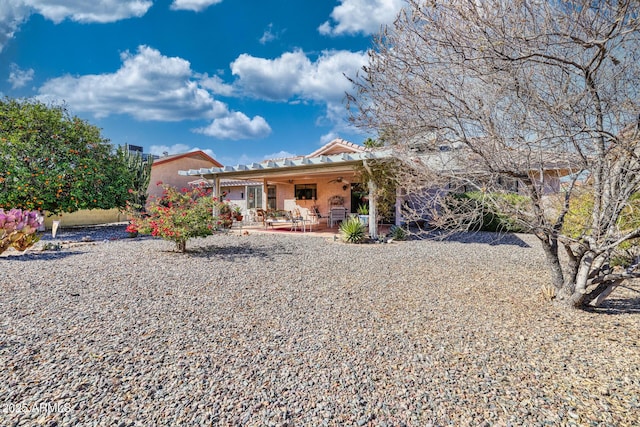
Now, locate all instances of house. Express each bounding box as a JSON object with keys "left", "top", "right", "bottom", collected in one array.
[
  {"left": 149, "top": 150, "right": 222, "bottom": 201},
  {"left": 178, "top": 138, "right": 577, "bottom": 237},
  {"left": 186, "top": 177, "right": 263, "bottom": 217},
  {"left": 179, "top": 138, "right": 394, "bottom": 237}
]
